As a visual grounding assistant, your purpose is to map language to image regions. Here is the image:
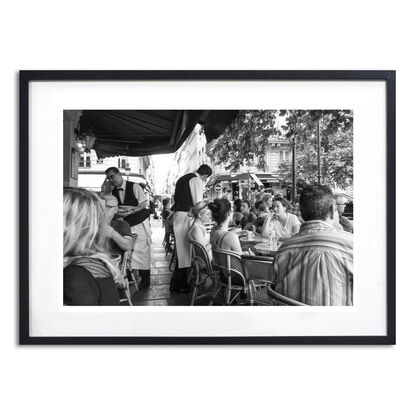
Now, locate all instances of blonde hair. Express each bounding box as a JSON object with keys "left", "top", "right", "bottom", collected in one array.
[
  {"left": 188, "top": 201, "right": 209, "bottom": 218},
  {"left": 63, "top": 187, "right": 121, "bottom": 282}
]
